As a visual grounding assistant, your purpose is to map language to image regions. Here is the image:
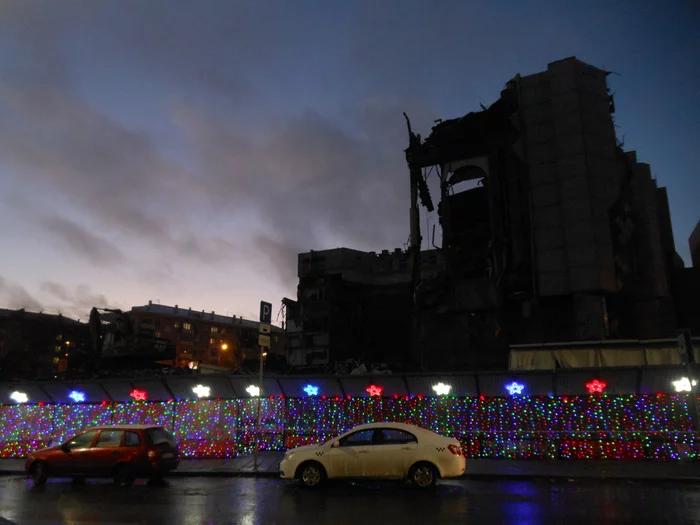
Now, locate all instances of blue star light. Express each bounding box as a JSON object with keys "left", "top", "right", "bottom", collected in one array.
[
  {"left": 505, "top": 382, "right": 525, "bottom": 395},
  {"left": 68, "top": 390, "right": 86, "bottom": 403},
  {"left": 303, "top": 384, "right": 319, "bottom": 396}
]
